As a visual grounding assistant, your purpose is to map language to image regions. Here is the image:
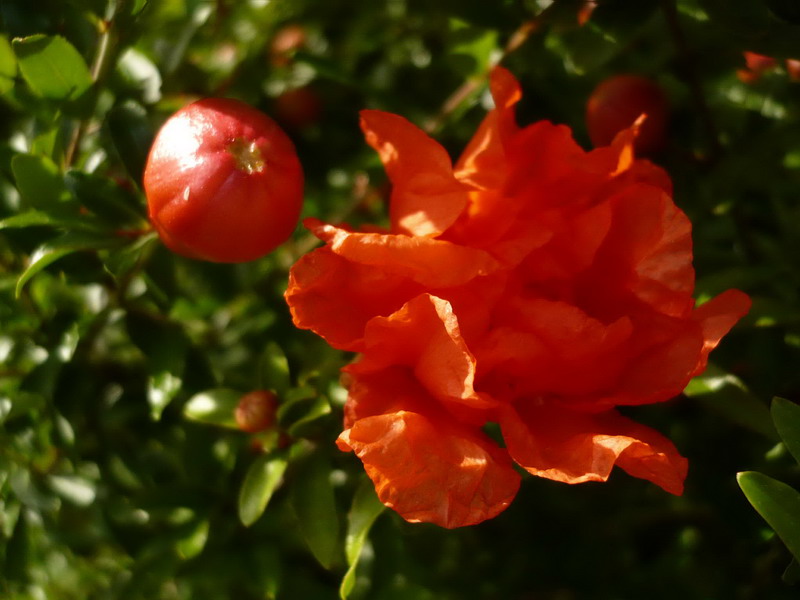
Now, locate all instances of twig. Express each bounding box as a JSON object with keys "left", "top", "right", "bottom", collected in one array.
[
  {"left": 660, "top": 0, "right": 723, "bottom": 161},
  {"left": 64, "top": 0, "right": 127, "bottom": 167},
  {"left": 424, "top": 5, "right": 557, "bottom": 133}
]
